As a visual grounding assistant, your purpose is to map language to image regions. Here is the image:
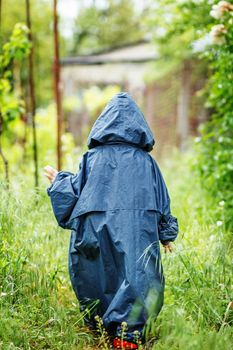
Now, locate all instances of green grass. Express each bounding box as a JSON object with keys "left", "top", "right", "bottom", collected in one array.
[
  {"left": 0, "top": 151, "right": 233, "bottom": 349},
  {"left": 0, "top": 181, "right": 94, "bottom": 349},
  {"left": 151, "top": 151, "right": 233, "bottom": 350}
]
